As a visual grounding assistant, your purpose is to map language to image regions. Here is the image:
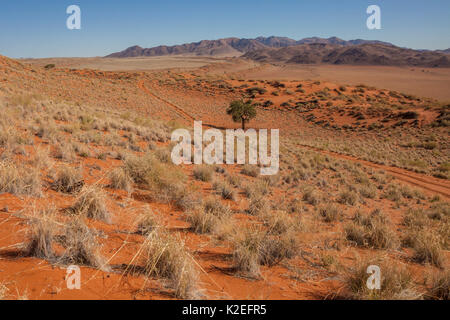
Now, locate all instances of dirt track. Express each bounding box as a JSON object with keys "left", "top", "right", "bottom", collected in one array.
[
  {"left": 138, "top": 80, "right": 195, "bottom": 122},
  {"left": 300, "top": 145, "right": 450, "bottom": 199}
]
